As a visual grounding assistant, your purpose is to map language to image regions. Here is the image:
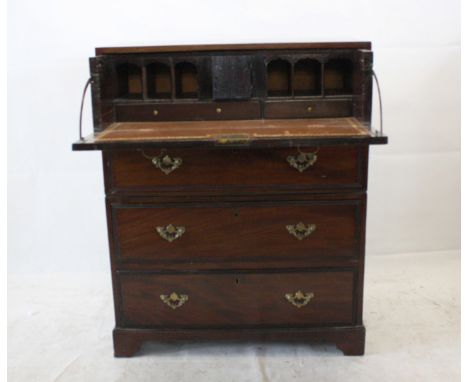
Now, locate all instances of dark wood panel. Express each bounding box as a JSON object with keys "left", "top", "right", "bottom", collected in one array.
[
  {"left": 118, "top": 270, "right": 355, "bottom": 327},
  {"left": 212, "top": 56, "right": 253, "bottom": 100},
  {"left": 112, "top": 200, "right": 361, "bottom": 263},
  {"left": 115, "top": 101, "right": 261, "bottom": 122},
  {"left": 109, "top": 146, "right": 365, "bottom": 194},
  {"left": 264, "top": 100, "right": 353, "bottom": 119}
]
